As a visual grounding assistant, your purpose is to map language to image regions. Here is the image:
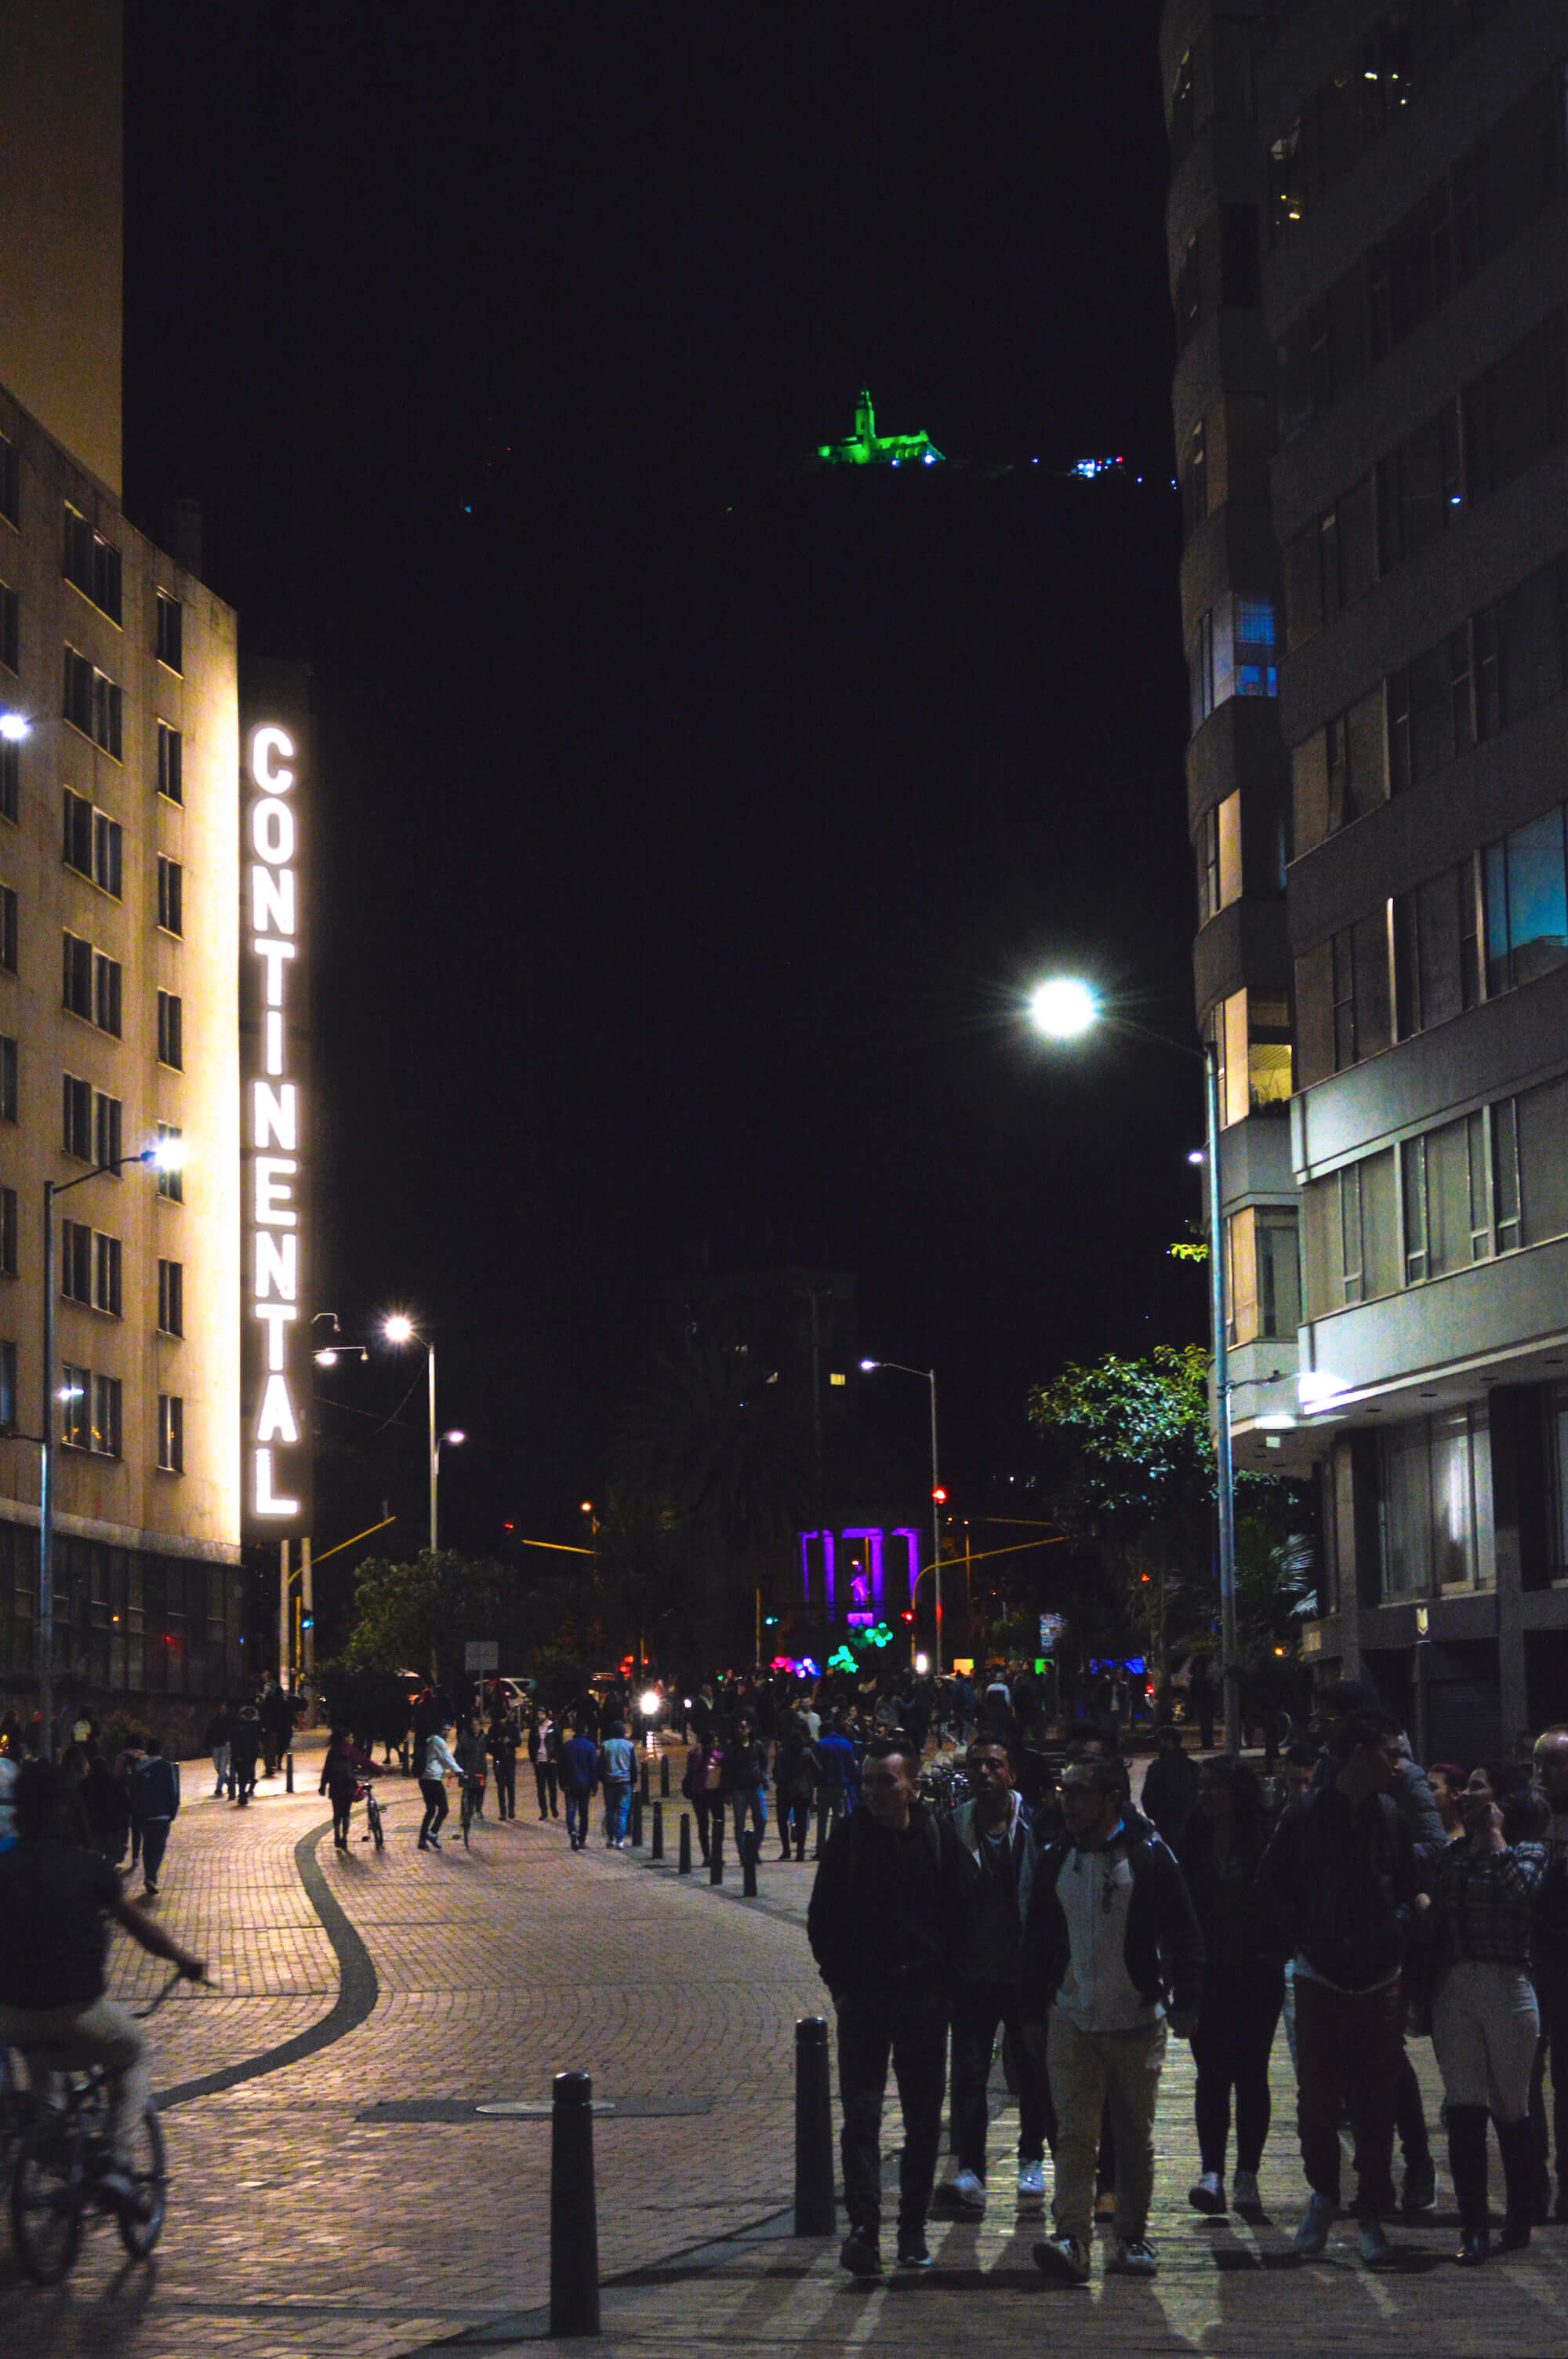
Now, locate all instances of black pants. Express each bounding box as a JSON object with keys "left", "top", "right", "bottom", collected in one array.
[
  {"left": 140, "top": 1818, "right": 170, "bottom": 1888},
  {"left": 690, "top": 1791, "right": 716, "bottom": 1860},
  {"left": 950, "top": 1984, "right": 1054, "bottom": 2175},
  {"left": 1190, "top": 1965, "right": 1285, "bottom": 2177},
  {"left": 534, "top": 1760, "right": 558, "bottom": 1817},
  {"left": 493, "top": 1757, "right": 517, "bottom": 1817},
  {"left": 328, "top": 1789, "right": 354, "bottom": 1846},
  {"left": 419, "top": 1777, "right": 449, "bottom": 1842},
  {"left": 780, "top": 1797, "right": 810, "bottom": 1857},
  {"left": 836, "top": 1983, "right": 946, "bottom": 2237},
  {"left": 1396, "top": 2043, "right": 1431, "bottom": 2163},
  {"left": 1531, "top": 1954, "right": 1568, "bottom": 2190}
]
